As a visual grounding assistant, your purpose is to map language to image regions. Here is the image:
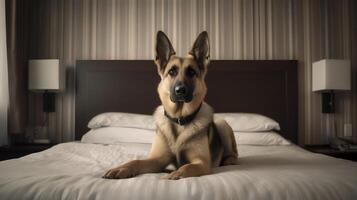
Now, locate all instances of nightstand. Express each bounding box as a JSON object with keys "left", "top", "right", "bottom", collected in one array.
[
  {"left": 0, "top": 144, "right": 56, "bottom": 161},
  {"left": 304, "top": 145, "right": 357, "bottom": 162}
]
